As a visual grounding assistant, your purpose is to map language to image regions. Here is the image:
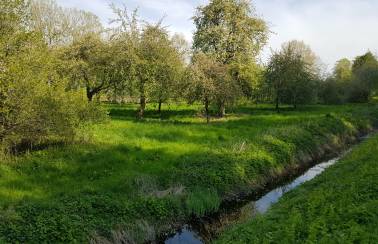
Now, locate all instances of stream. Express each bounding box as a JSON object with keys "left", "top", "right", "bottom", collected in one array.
[{"left": 163, "top": 156, "right": 342, "bottom": 244}]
